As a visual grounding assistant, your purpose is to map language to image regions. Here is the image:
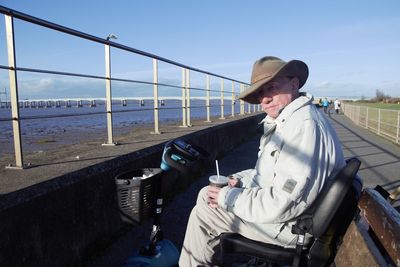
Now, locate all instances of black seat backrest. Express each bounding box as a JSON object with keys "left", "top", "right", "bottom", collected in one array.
[
  {"left": 295, "top": 157, "right": 362, "bottom": 266},
  {"left": 299, "top": 157, "right": 361, "bottom": 237}
]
